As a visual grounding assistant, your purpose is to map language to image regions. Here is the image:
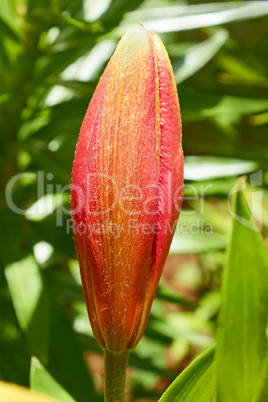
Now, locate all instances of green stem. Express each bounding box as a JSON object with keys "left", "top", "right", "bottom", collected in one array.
[{"left": 104, "top": 349, "right": 130, "bottom": 402}]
